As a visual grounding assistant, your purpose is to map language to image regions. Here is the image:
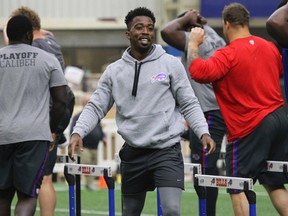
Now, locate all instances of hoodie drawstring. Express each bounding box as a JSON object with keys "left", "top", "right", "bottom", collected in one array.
[{"left": 132, "top": 62, "right": 142, "bottom": 97}]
